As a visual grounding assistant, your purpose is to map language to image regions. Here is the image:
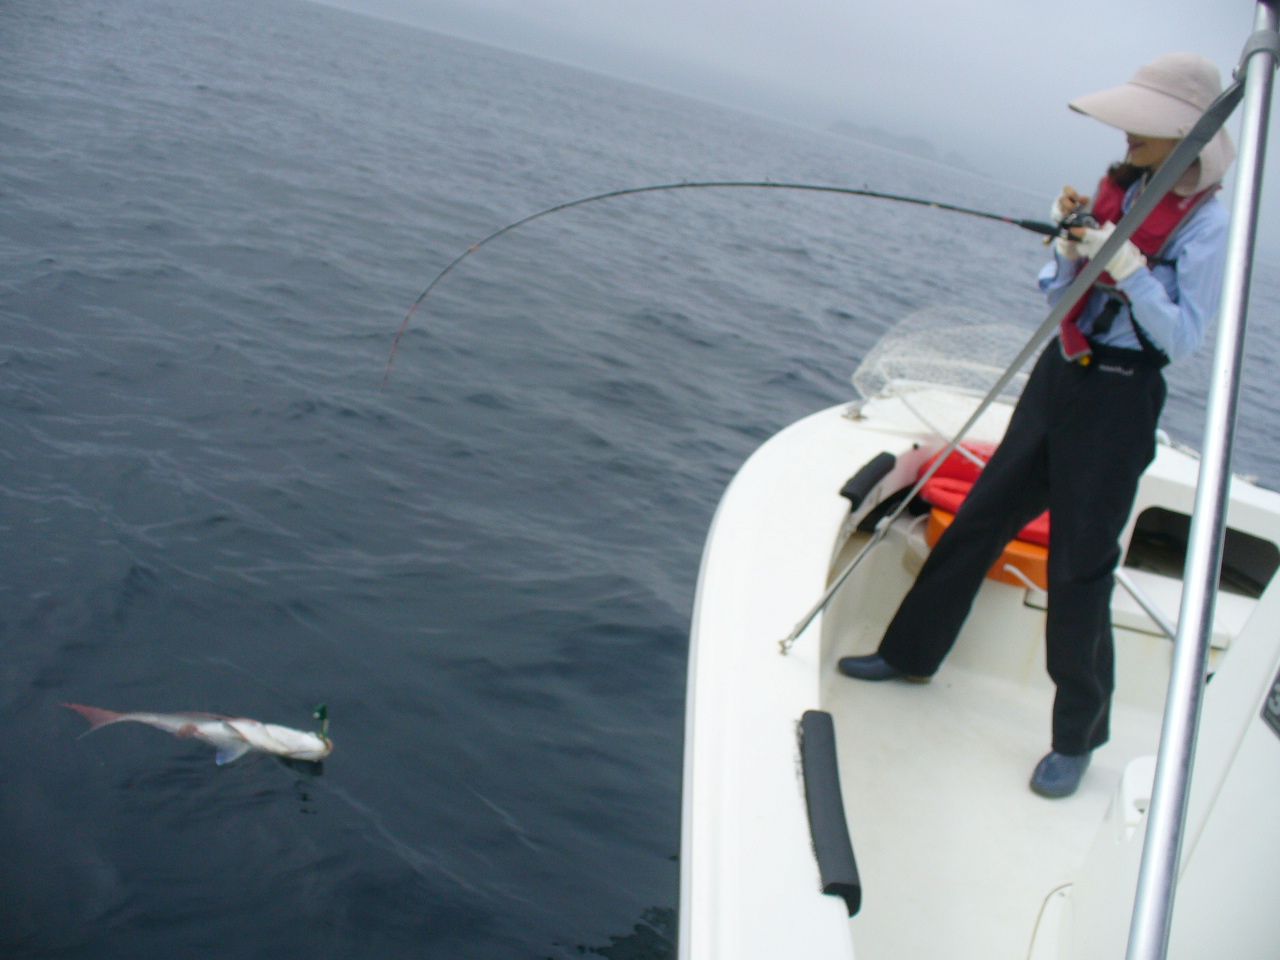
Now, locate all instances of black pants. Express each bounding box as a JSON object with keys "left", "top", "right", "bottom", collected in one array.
[{"left": 878, "top": 343, "right": 1166, "bottom": 755}]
